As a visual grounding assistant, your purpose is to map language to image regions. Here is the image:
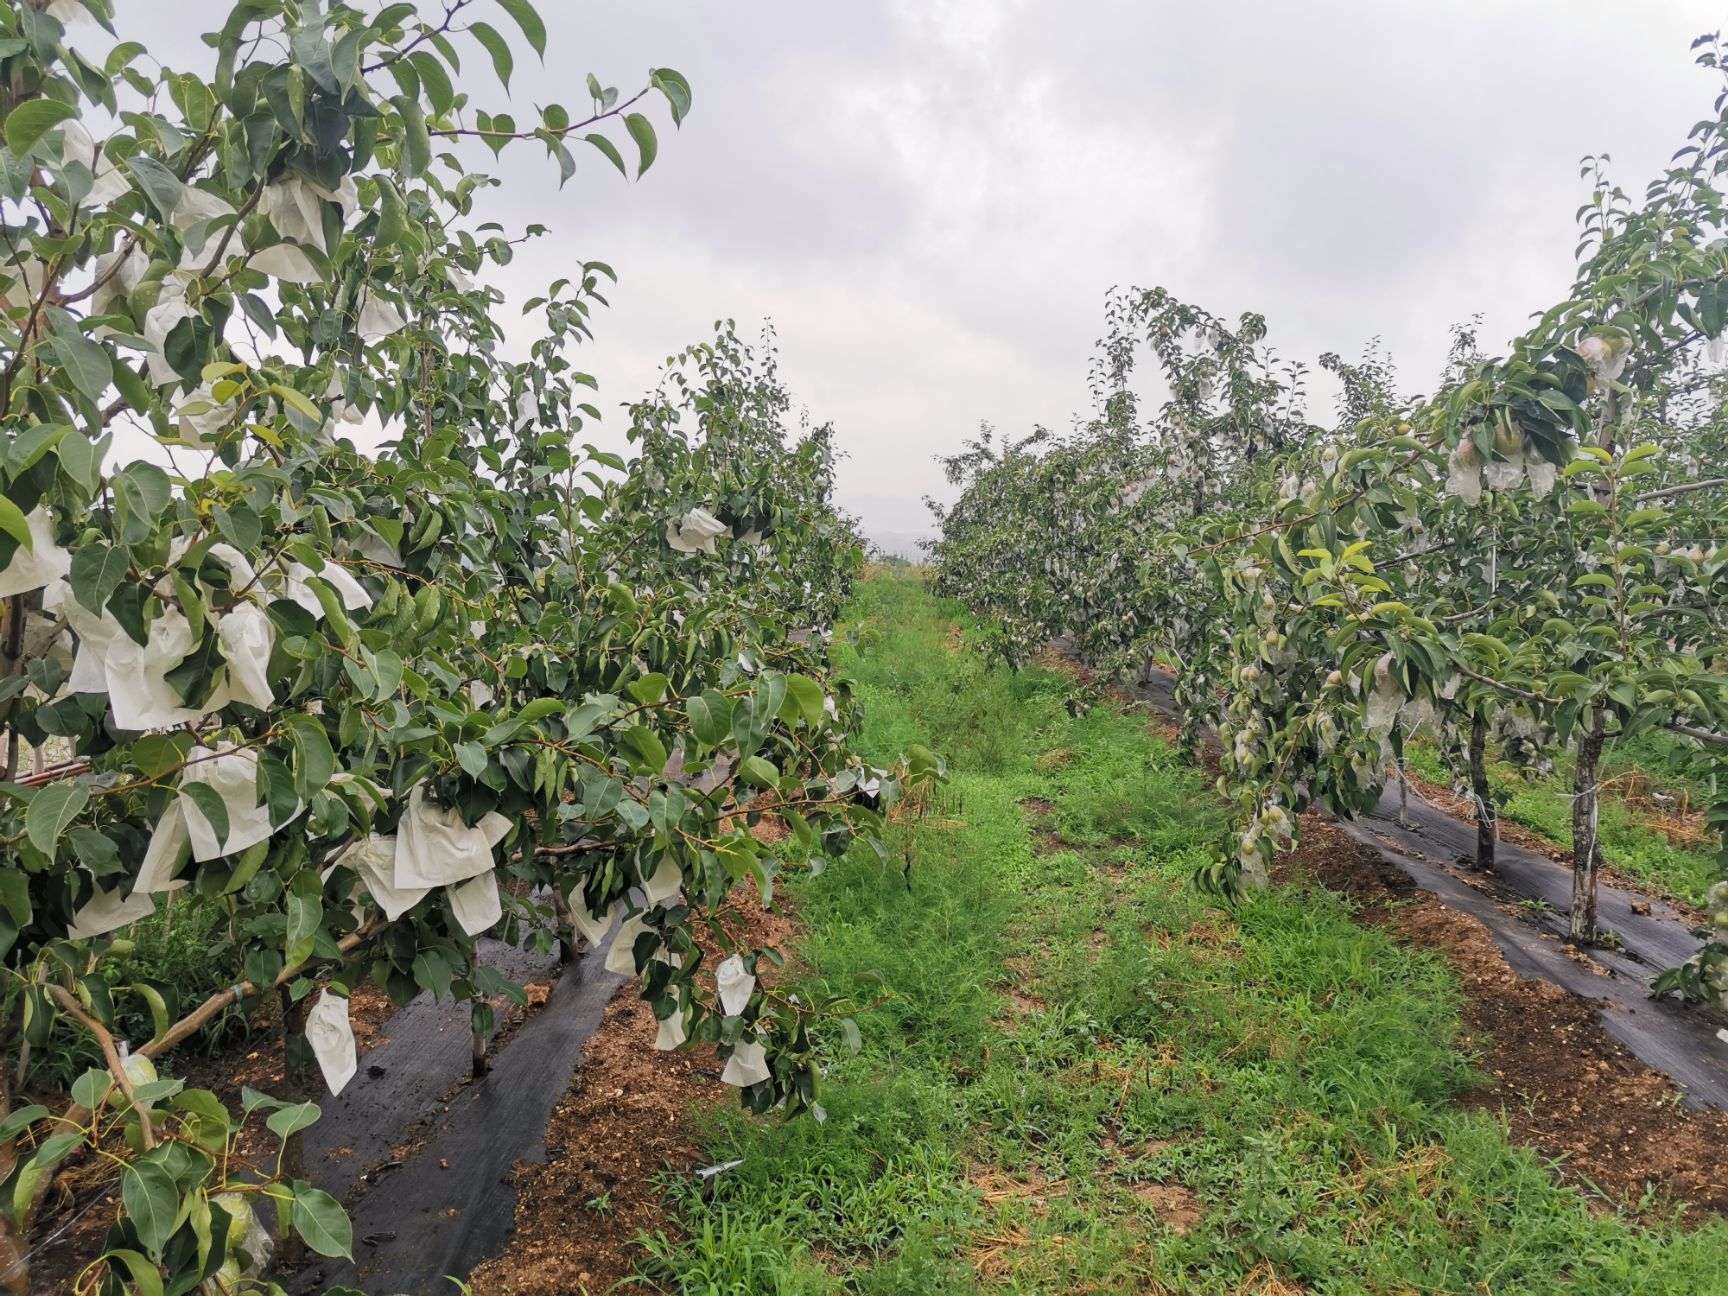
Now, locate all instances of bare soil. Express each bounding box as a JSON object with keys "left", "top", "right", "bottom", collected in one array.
[
  {"left": 462, "top": 991, "right": 719, "bottom": 1295},
  {"left": 1277, "top": 815, "right": 1728, "bottom": 1222}
]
